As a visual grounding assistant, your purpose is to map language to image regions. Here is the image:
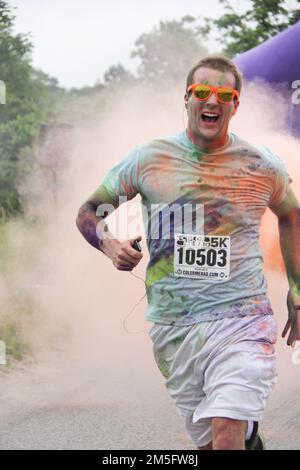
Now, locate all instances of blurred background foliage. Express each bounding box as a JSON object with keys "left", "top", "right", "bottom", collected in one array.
[{"left": 0, "top": 0, "right": 299, "bottom": 219}]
